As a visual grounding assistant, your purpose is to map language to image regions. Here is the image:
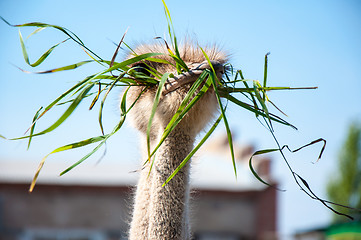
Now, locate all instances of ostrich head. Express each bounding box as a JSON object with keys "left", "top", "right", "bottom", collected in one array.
[{"left": 126, "top": 42, "right": 228, "bottom": 139}]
